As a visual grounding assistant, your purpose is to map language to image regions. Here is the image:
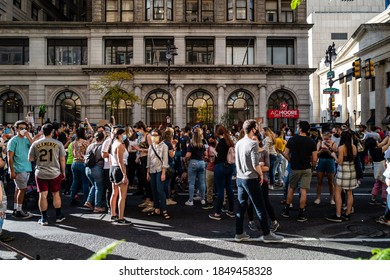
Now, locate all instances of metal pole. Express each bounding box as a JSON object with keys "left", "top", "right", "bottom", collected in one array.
[{"left": 166, "top": 40, "right": 171, "bottom": 123}]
